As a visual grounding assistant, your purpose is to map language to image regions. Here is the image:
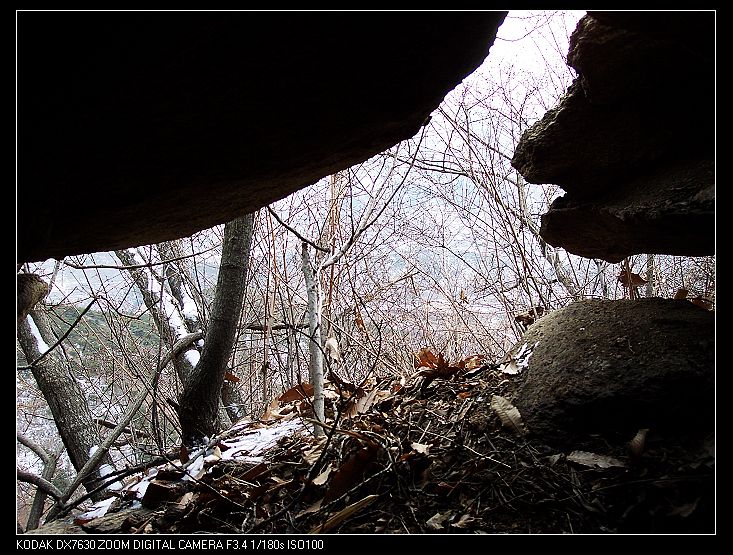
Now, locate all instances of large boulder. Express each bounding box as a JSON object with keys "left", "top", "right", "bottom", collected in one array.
[
  {"left": 17, "top": 12, "right": 506, "bottom": 262},
  {"left": 511, "top": 12, "right": 714, "bottom": 262},
  {"left": 508, "top": 298, "right": 714, "bottom": 444}
]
